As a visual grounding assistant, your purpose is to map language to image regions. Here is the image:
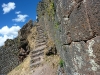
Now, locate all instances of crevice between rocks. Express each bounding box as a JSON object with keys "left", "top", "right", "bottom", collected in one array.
[{"left": 63, "top": 36, "right": 97, "bottom": 46}]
